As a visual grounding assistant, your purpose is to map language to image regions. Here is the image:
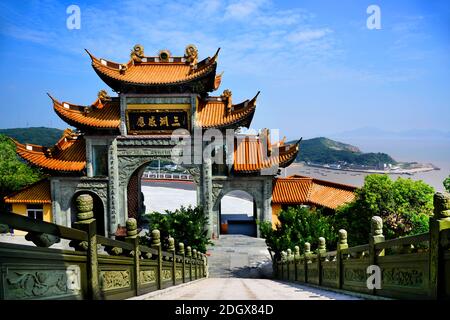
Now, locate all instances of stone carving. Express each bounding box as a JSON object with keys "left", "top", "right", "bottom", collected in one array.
[
  {"left": 151, "top": 229, "right": 161, "bottom": 247},
  {"left": 140, "top": 270, "right": 156, "bottom": 284},
  {"left": 371, "top": 216, "right": 383, "bottom": 236},
  {"left": 105, "top": 246, "right": 123, "bottom": 256},
  {"left": 344, "top": 268, "right": 367, "bottom": 283},
  {"left": 99, "top": 270, "right": 131, "bottom": 291},
  {"left": 339, "top": 229, "right": 348, "bottom": 245},
  {"left": 434, "top": 192, "right": 450, "bottom": 218},
  {"left": 304, "top": 242, "right": 311, "bottom": 254},
  {"left": 76, "top": 194, "right": 94, "bottom": 221},
  {"left": 322, "top": 268, "right": 337, "bottom": 281},
  {"left": 175, "top": 269, "right": 183, "bottom": 280},
  {"left": 308, "top": 267, "right": 319, "bottom": 280},
  {"left": 178, "top": 242, "right": 185, "bottom": 255},
  {"left": 25, "top": 232, "right": 60, "bottom": 248},
  {"left": 126, "top": 218, "right": 138, "bottom": 237},
  {"left": 382, "top": 268, "right": 423, "bottom": 287},
  {"left": 162, "top": 269, "right": 172, "bottom": 281},
  {"left": 168, "top": 237, "right": 175, "bottom": 251},
  {"left": 318, "top": 237, "right": 326, "bottom": 252},
  {"left": 5, "top": 266, "right": 80, "bottom": 299}
]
